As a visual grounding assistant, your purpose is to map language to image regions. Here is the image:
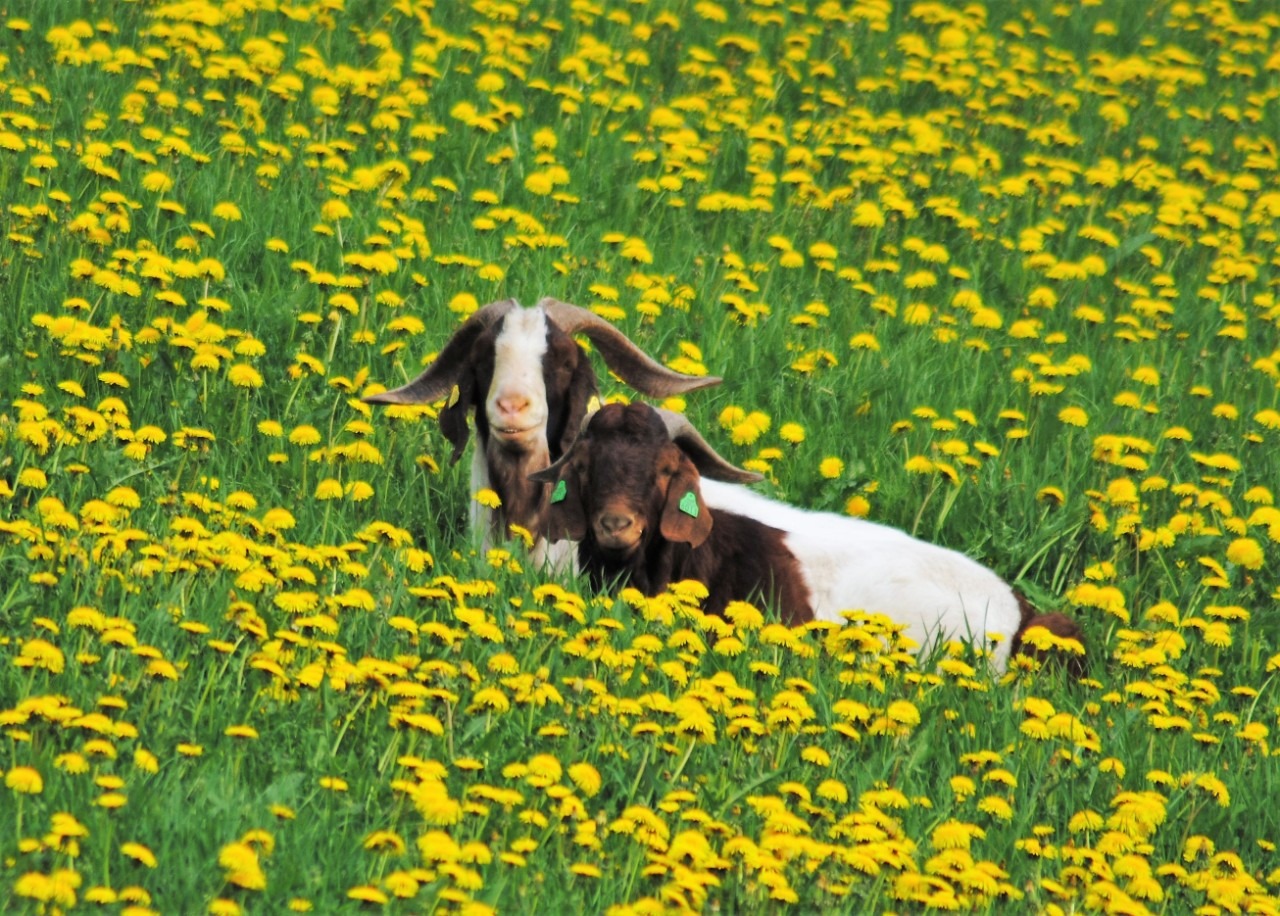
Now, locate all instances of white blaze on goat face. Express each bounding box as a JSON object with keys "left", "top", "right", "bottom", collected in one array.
[{"left": 486, "top": 307, "right": 551, "bottom": 450}]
